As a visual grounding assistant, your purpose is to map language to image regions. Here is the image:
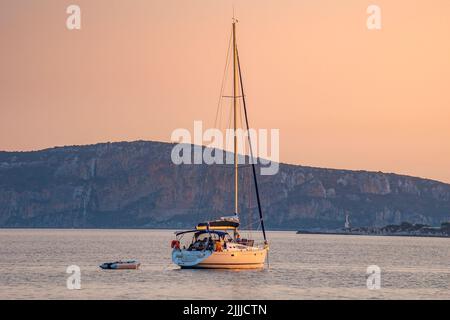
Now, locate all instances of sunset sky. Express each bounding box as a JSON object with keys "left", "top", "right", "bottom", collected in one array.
[{"left": 1, "top": 0, "right": 449, "bottom": 183}]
